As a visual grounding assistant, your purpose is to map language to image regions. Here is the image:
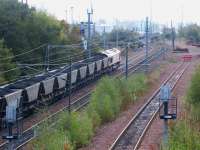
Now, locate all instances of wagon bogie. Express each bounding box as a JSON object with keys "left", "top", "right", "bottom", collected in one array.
[{"left": 0, "top": 49, "right": 122, "bottom": 129}]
